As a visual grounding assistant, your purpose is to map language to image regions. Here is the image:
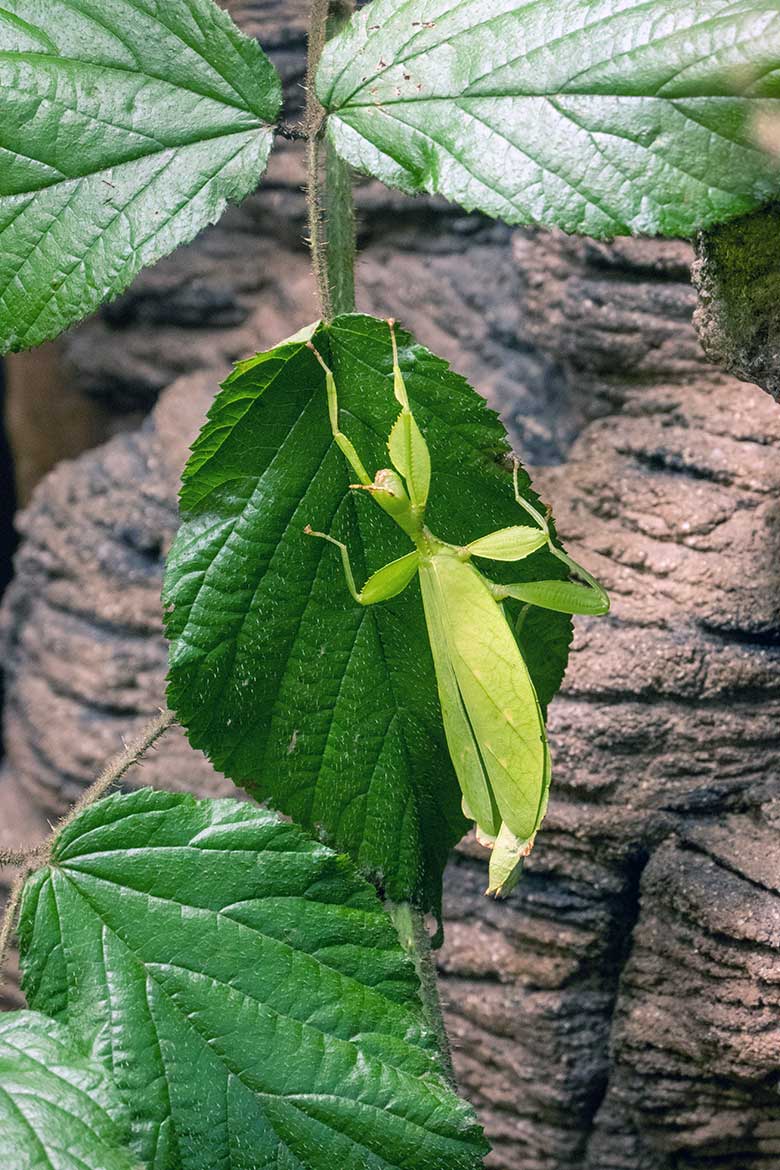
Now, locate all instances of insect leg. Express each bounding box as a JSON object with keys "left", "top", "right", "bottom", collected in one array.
[
  {"left": 304, "top": 526, "right": 419, "bottom": 604},
  {"left": 507, "top": 459, "right": 610, "bottom": 614},
  {"left": 489, "top": 575, "right": 609, "bottom": 615},
  {"left": 512, "top": 459, "right": 550, "bottom": 530},
  {"left": 307, "top": 341, "right": 372, "bottom": 485}
]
